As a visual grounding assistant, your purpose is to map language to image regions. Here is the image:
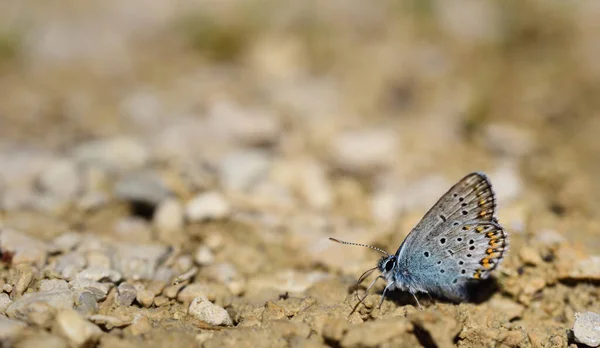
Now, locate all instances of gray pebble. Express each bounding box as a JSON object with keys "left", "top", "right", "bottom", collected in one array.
[
  {"left": 117, "top": 283, "right": 137, "bottom": 307},
  {"left": 111, "top": 243, "right": 171, "bottom": 280},
  {"left": 75, "top": 291, "right": 98, "bottom": 316}
]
